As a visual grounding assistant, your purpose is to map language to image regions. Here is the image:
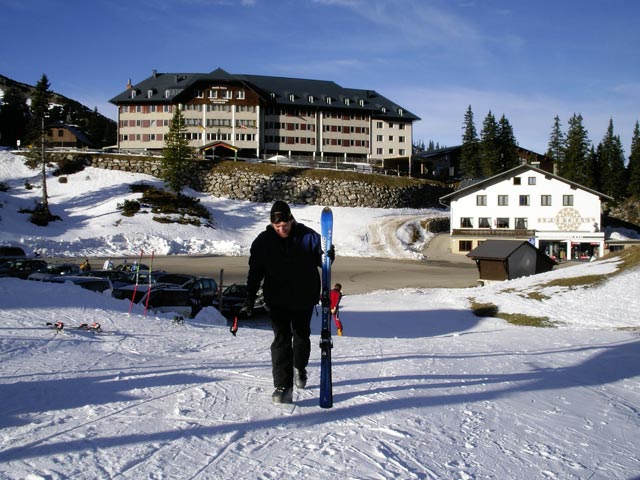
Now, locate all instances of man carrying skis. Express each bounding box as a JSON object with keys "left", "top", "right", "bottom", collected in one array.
[
  {"left": 241, "top": 201, "right": 333, "bottom": 404},
  {"left": 330, "top": 283, "right": 344, "bottom": 336}
]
